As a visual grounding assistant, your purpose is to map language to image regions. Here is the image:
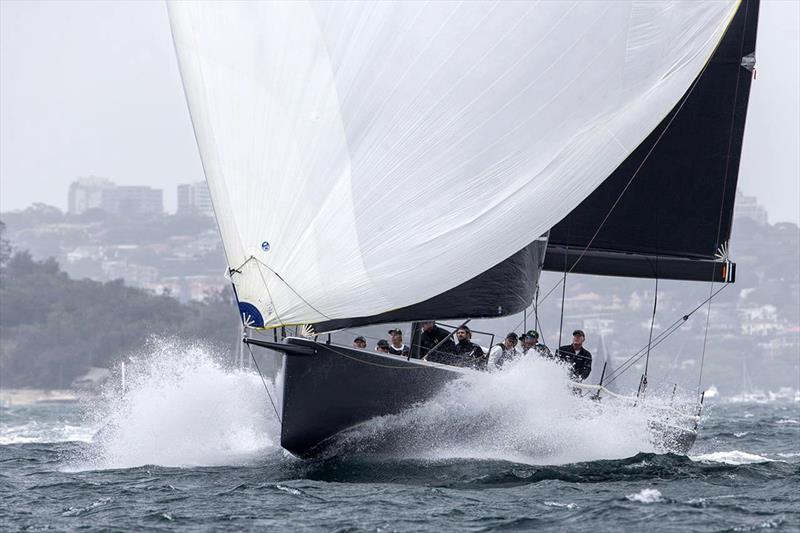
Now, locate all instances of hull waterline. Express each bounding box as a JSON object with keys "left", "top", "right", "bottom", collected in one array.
[
  {"left": 248, "top": 337, "right": 700, "bottom": 458},
  {"left": 249, "top": 337, "right": 465, "bottom": 458}
]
